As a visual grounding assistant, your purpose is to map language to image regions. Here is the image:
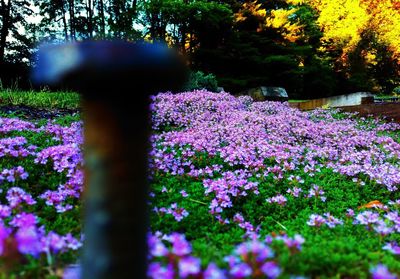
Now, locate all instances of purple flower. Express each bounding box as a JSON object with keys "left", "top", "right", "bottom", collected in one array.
[
  {"left": 6, "top": 187, "right": 36, "bottom": 208},
  {"left": 10, "top": 213, "right": 38, "bottom": 228},
  {"left": 346, "top": 209, "right": 355, "bottom": 218},
  {"left": 287, "top": 187, "right": 302, "bottom": 197},
  {"left": 166, "top": 233, "right": 191, "bottom": 256},
  {"left": 383, "top": 242, "right": 400, "bottom": 255},
  {"left": 148, "top": 234, "right": 168, "bottom": 257},
  {"left": 166, "top": 203, "right": 189, "bottom": 222},
  {"left": 288, "top": 175, "right": 304, "bottom": 184},
  {"left": 44, "top": 231, "right": 66, "bottom": 253},
  {"left": 180, "top": 190, "right": 188, "bottom": 197},
  {"left": 0, "top": 166, "right": 29, "bottom": 183},
  {"left": 307, "top": 214, "right": 326, "bottom": 227},
  {"left": 266, "top": 194, "right": 287, "bottom": 206},
  {"left": 370, "top": 264, "right": 397, "bottom": 279},
  {"left": 324, "top": 213, "right": 343, "bottom": 228},
  {"left": 261, "top": 261, "right": 282, "bottom": 279},
  {"left": 233, "top": 213, "right": 259, "bottom": 235},
  {"left": 229, "top": 262, "right": 252, "bottom": 278},
  {"left": 307, "top": 185, "right": 326, "bottom": 202},
  {"left": 355, "top": 211, "right": 380, "bottom": 226},
  {"left": 147, "top": 262, "right": 174, "bottom": 279},
  {"left": 15, "top": 226, "right": 42, "bottom": 256},
  {"left": 63, "top": 233, "right": 82, "bottom": 250},
  {"left": 374, "top": 220, "right": 393, "bottom": 236},
  {"left": 204, "top": 263, "right": 226, "bottom": 279},
  {"left": 0, "top": 205, "right": 11, "bottom": 218},
  {"left": 178, "top": 256, "right": 201, "bottom": 278},
  {"left": 235, "top": 241, "right": 274, "bottom": 261},
  {"left": 276, "top": 234, "right": 305, "bottom": 251}
]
